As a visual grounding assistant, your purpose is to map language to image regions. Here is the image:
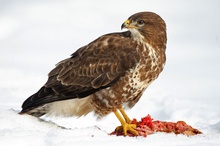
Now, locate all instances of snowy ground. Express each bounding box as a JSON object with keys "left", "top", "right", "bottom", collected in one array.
[{"left": 0, "top": 0, "right": 220, "bottom": 146}]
